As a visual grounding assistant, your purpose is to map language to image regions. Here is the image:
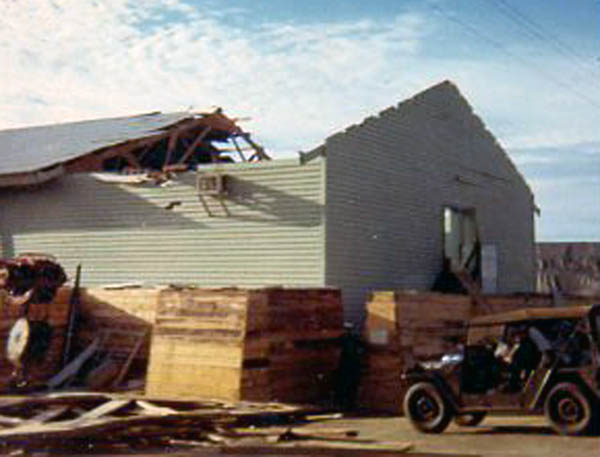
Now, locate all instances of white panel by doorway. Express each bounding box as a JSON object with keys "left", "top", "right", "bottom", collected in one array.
[{"left": 481, "top": 244, "right": 498, "bottom": 293}]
